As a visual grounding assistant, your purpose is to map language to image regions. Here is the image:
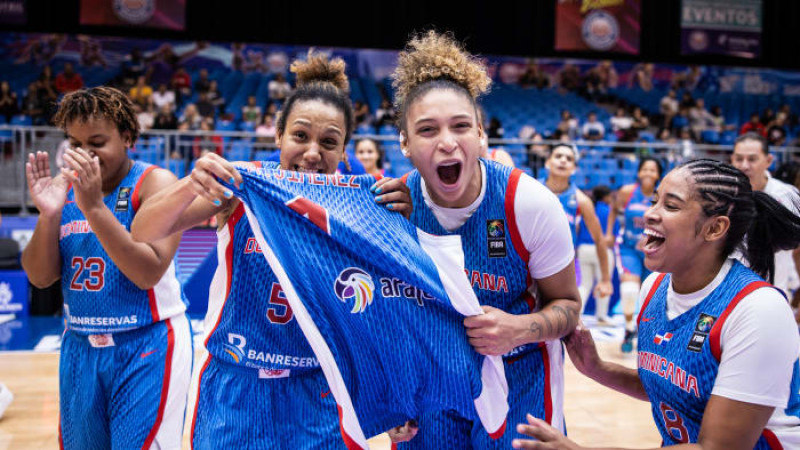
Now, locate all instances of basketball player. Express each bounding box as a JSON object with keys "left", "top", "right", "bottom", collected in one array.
[
  {"left": 392, "top": 31, "right": 581, "bottom": 448},
  {"left": 607, "top": 157, "right": 662, "bottom": 352},
  {"left": 131, "top": 52, "right": 413, "bottom": 448},
  {"left": 21, "top": 87, "right": 191, "bottom": 449},
  {"left": 514, "top": 159, "right": 800, "bottom": 449},
  {"left": 543, "top": 144, "right": 613, "bottom": 312}
]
